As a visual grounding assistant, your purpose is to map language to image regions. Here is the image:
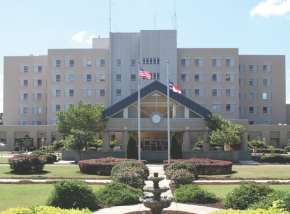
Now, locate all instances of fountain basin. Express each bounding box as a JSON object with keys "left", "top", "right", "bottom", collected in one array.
[{"left": 140, "top": 196, "right": 175, "bottom": 210}]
